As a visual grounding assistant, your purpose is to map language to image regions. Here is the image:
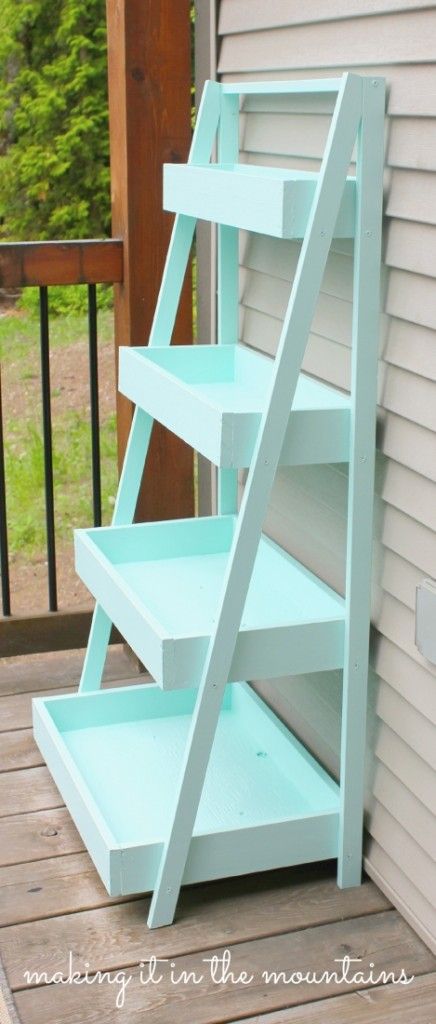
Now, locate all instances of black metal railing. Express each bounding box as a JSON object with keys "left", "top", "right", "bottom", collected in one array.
[
  {"left": 0, "top": 239, "right": 123, "bottom": 622},
  {"left": 0, "top": 367, "right": 11, "bottom": 616}
]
